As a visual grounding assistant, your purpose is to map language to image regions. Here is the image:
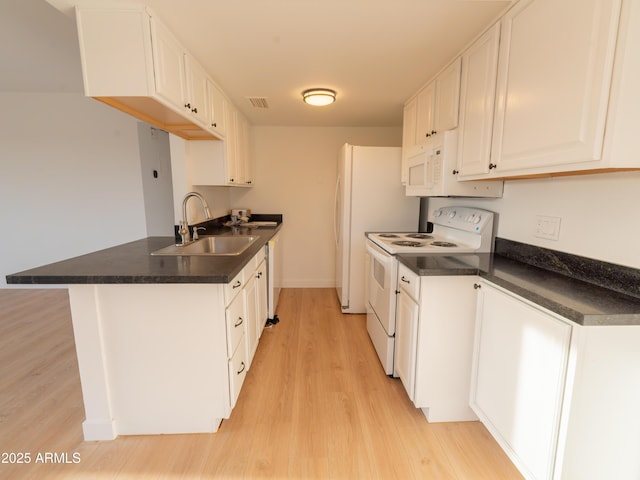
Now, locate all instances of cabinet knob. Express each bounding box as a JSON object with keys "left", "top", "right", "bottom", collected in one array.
[
  {"left": 425, "top": 133, "right": 431, "bottom": 138},
  {"left": 489, "top": 163, "right": 497, "bottom": 170},
  {"left": 452, "top": 169, "right": 459, "bottom": 175},
  {"left": 212, "top": 122, "right": 217, "bottom": 128},
  {"left": 431, "top": 130, "right": 437, "bottom": 135},
  {"left": 192, "top": 107, "right": 198, "bottom": 113},
  {"left": 473, "top": 283, "right": 481, "bottom": 289},
  {"left": 184, "top": 103, "right": 191, "bottom": 109}
]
